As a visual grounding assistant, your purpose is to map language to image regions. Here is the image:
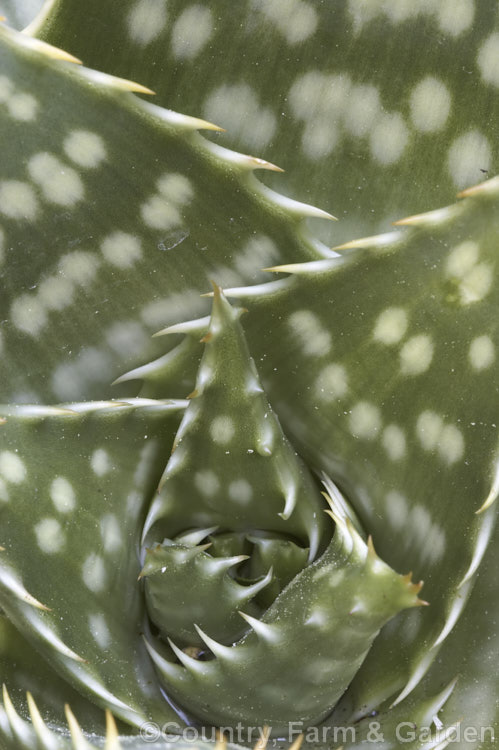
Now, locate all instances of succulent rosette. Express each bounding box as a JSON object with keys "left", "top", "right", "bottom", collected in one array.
[{"left": 0, "top": 1, "right": 498, "bottom": 749}]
